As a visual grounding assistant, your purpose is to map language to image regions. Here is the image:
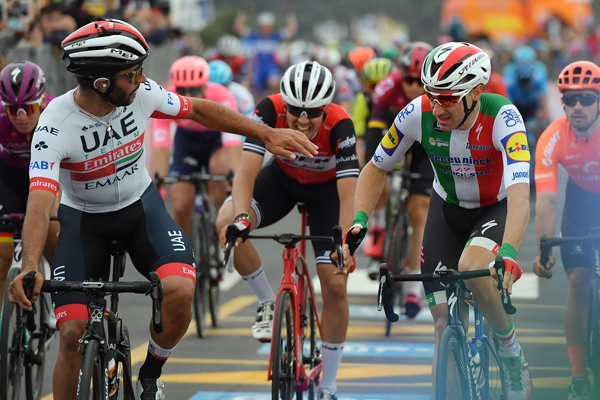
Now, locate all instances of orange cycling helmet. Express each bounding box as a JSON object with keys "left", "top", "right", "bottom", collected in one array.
[
  {"left": 170, "top": 56, "right": 210, "bottom": 87},
  {"left": 557, "top": 61, "right": 600, "bottom": 93},
  {"left": 348, "top": 46, "right": 375, "bottom": 73}
]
